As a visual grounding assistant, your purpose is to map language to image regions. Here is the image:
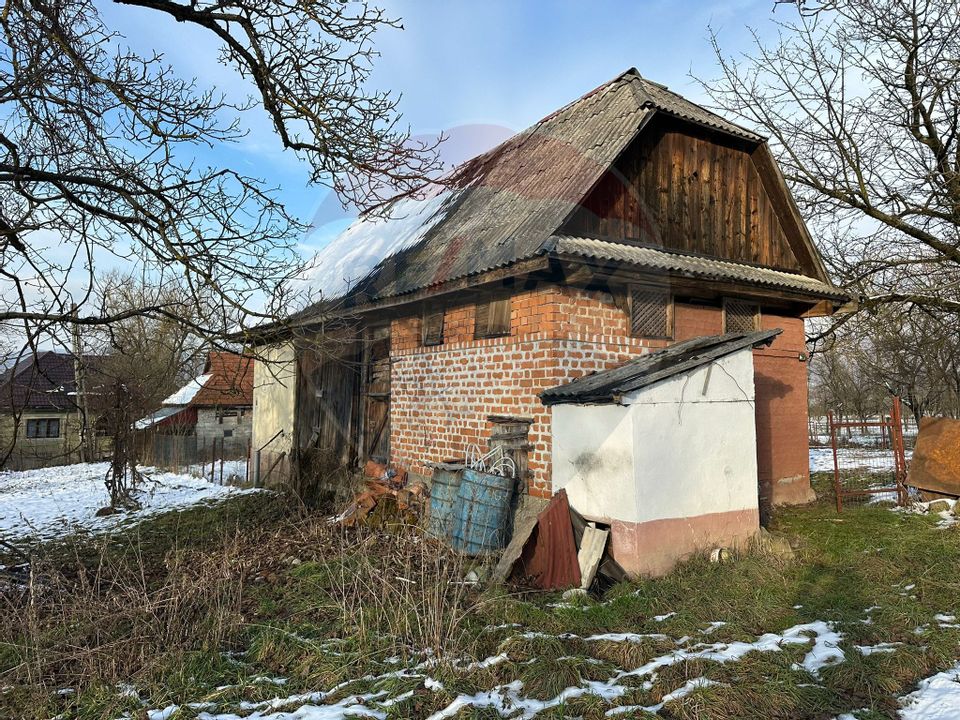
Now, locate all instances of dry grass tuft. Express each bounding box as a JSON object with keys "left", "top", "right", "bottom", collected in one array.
[{"left": 0, "top": 490, "right": 482, "bottom": 714}]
